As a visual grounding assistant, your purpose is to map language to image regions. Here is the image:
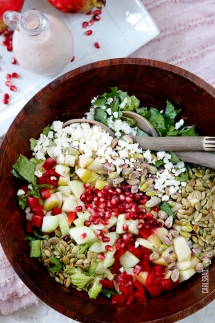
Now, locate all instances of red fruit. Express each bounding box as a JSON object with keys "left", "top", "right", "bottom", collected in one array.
[
  {"left": 82, "top": 21, "right": 88, "bottom": 28},
  {"left": 11, "top": 72, "right": 19, "bottom": 78},
  {"left": 47, "top": 0, "right": 106, "bottom": 14},
  {"left": 93, "top": 14, "right": 101, "bottom": 21},
  {"left": 85, "top": 29, "right": 93, "bottom": 35},
  {"left": 71, "top": 56, "right": 75, "bottom": 62},
  {"left": 0, "top": 0, "right": 24, "bottom": 33},
  {"left": 88, "top": 19, "right": 94, "bottom": 26},
  {"left": 94, "top": 41, "right": 100, "bottom": 48},
  {"left": 11, "top": 57, "right": 17, "bottom": 64},
  {"left": 5, "top": 80, "right": 12, "bottom": 87},
  {"left": 10, "top": 85, "right": 17, "bottom": 92}
]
